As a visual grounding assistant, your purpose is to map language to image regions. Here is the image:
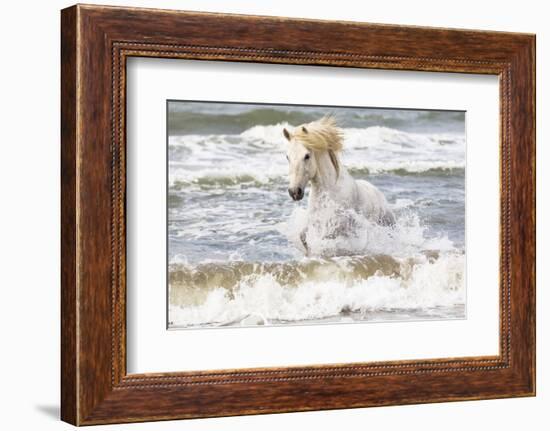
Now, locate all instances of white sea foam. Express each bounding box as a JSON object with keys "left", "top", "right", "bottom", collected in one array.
[
  {"left": 168, "top": 124, "right": 465, "bottom": 187},
  {"left": 169, "top": 252, "right": 465, "bottom": 327},
  {"left": 239, "top": 121, "right": 292, "bottom": 143}
]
